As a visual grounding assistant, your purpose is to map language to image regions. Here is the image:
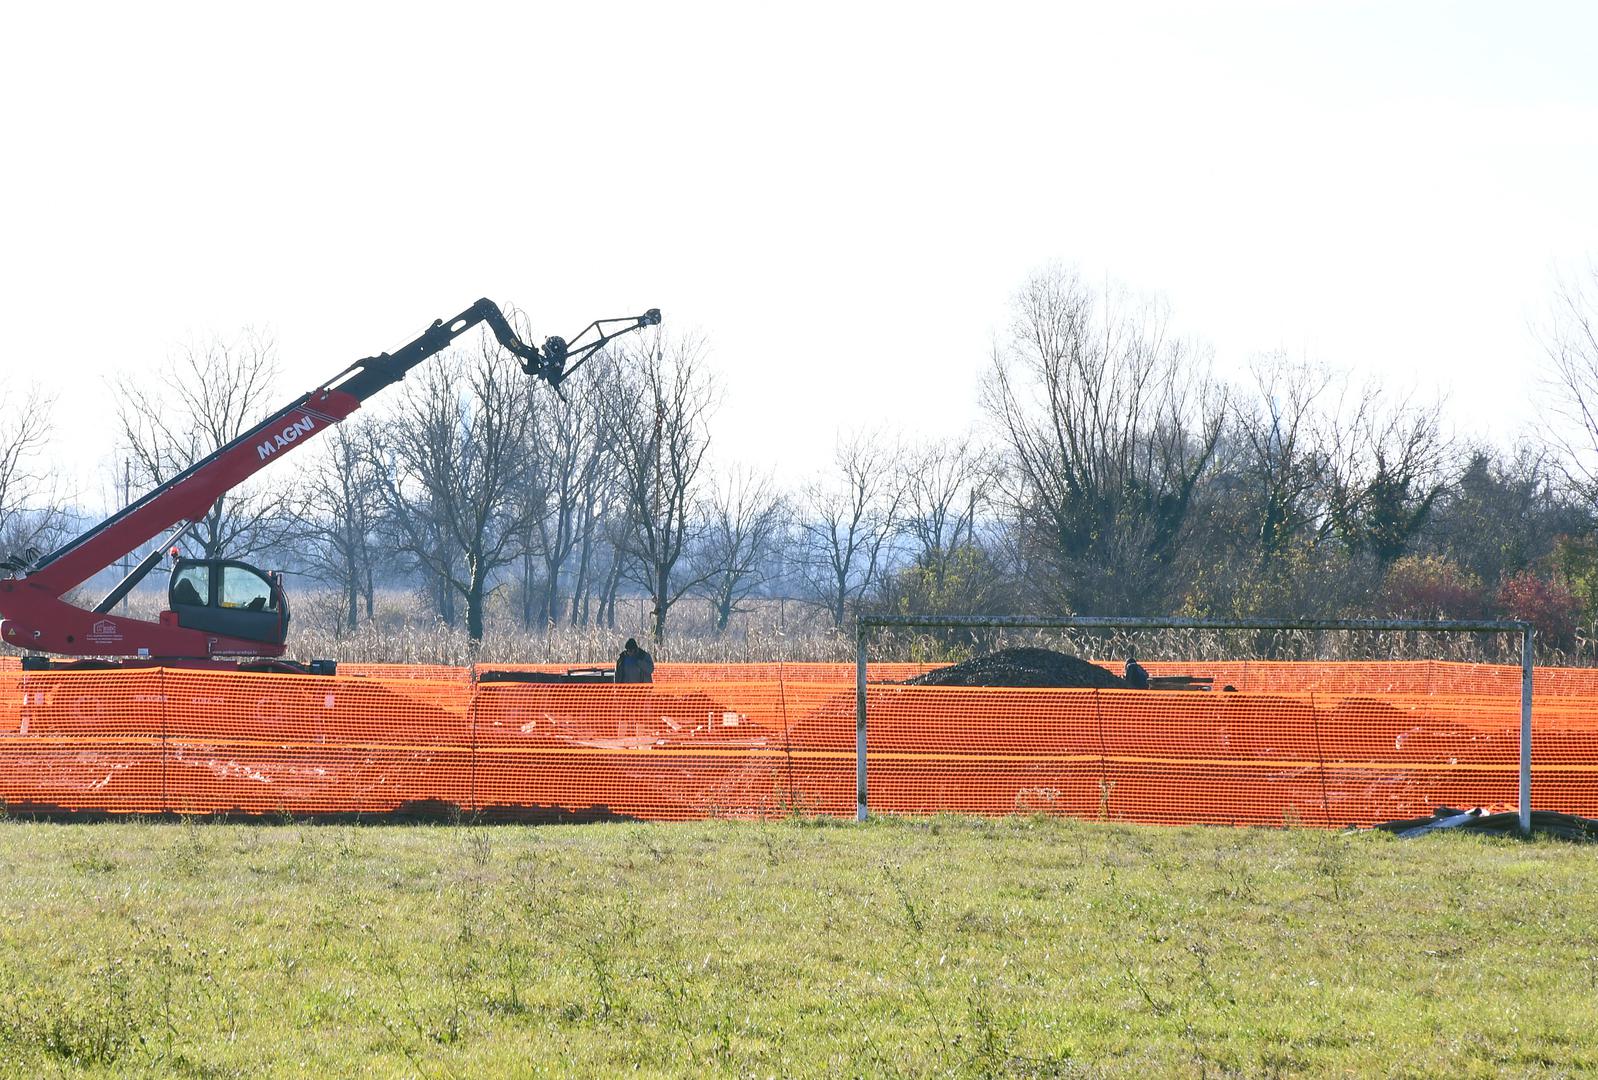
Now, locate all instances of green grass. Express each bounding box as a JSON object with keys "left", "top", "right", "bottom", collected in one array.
[{"left": 0, "top": 817, "right": 1595, "bottom": 1077}]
